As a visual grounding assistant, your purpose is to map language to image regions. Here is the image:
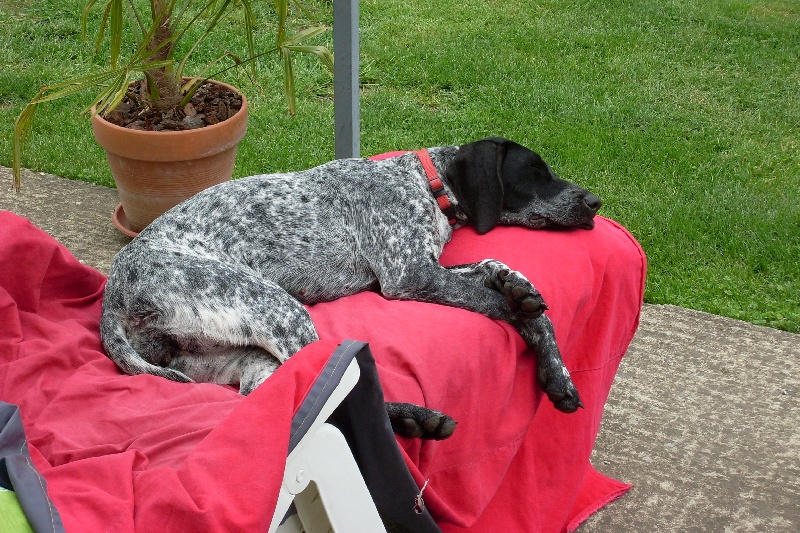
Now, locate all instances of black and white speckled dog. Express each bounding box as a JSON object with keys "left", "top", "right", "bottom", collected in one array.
[{"left": 100, "top": 137, "right": 601, "bottom": 440}]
